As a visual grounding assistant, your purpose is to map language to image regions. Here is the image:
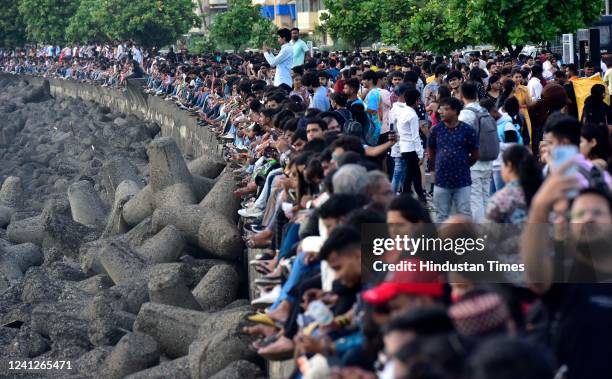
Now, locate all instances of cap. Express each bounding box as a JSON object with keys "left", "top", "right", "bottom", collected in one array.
[
  {"left": 362, "top": 259, "right": 445, "bottom": 304},
  {"left": 449, "top": 292, "right": 510, "bottom": 337}
]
